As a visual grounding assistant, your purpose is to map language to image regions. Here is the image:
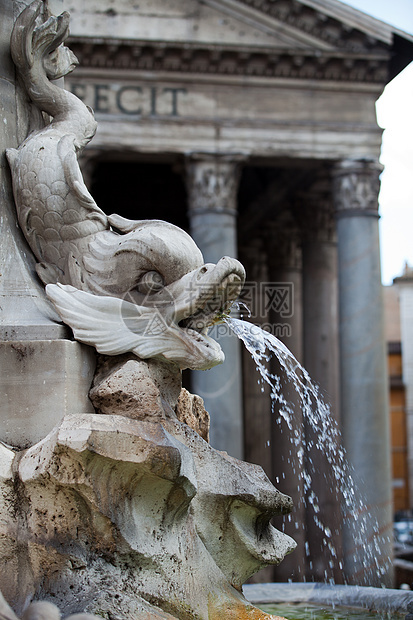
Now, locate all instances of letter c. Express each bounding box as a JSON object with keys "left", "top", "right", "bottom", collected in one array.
[{"left": 116, "top": 86, "right": 143, "bottom": 114}]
